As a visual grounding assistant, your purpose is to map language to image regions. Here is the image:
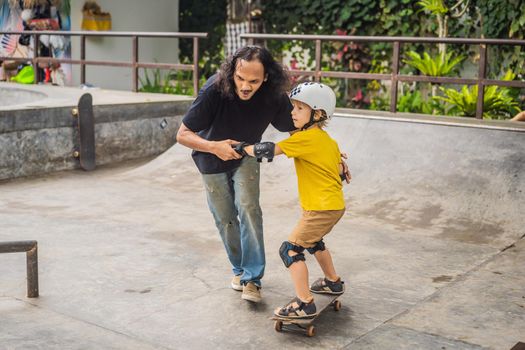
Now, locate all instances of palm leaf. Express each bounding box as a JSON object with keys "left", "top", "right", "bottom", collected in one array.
[{"left": 404, "top": 50, "right": 464, "bottom": 77}]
